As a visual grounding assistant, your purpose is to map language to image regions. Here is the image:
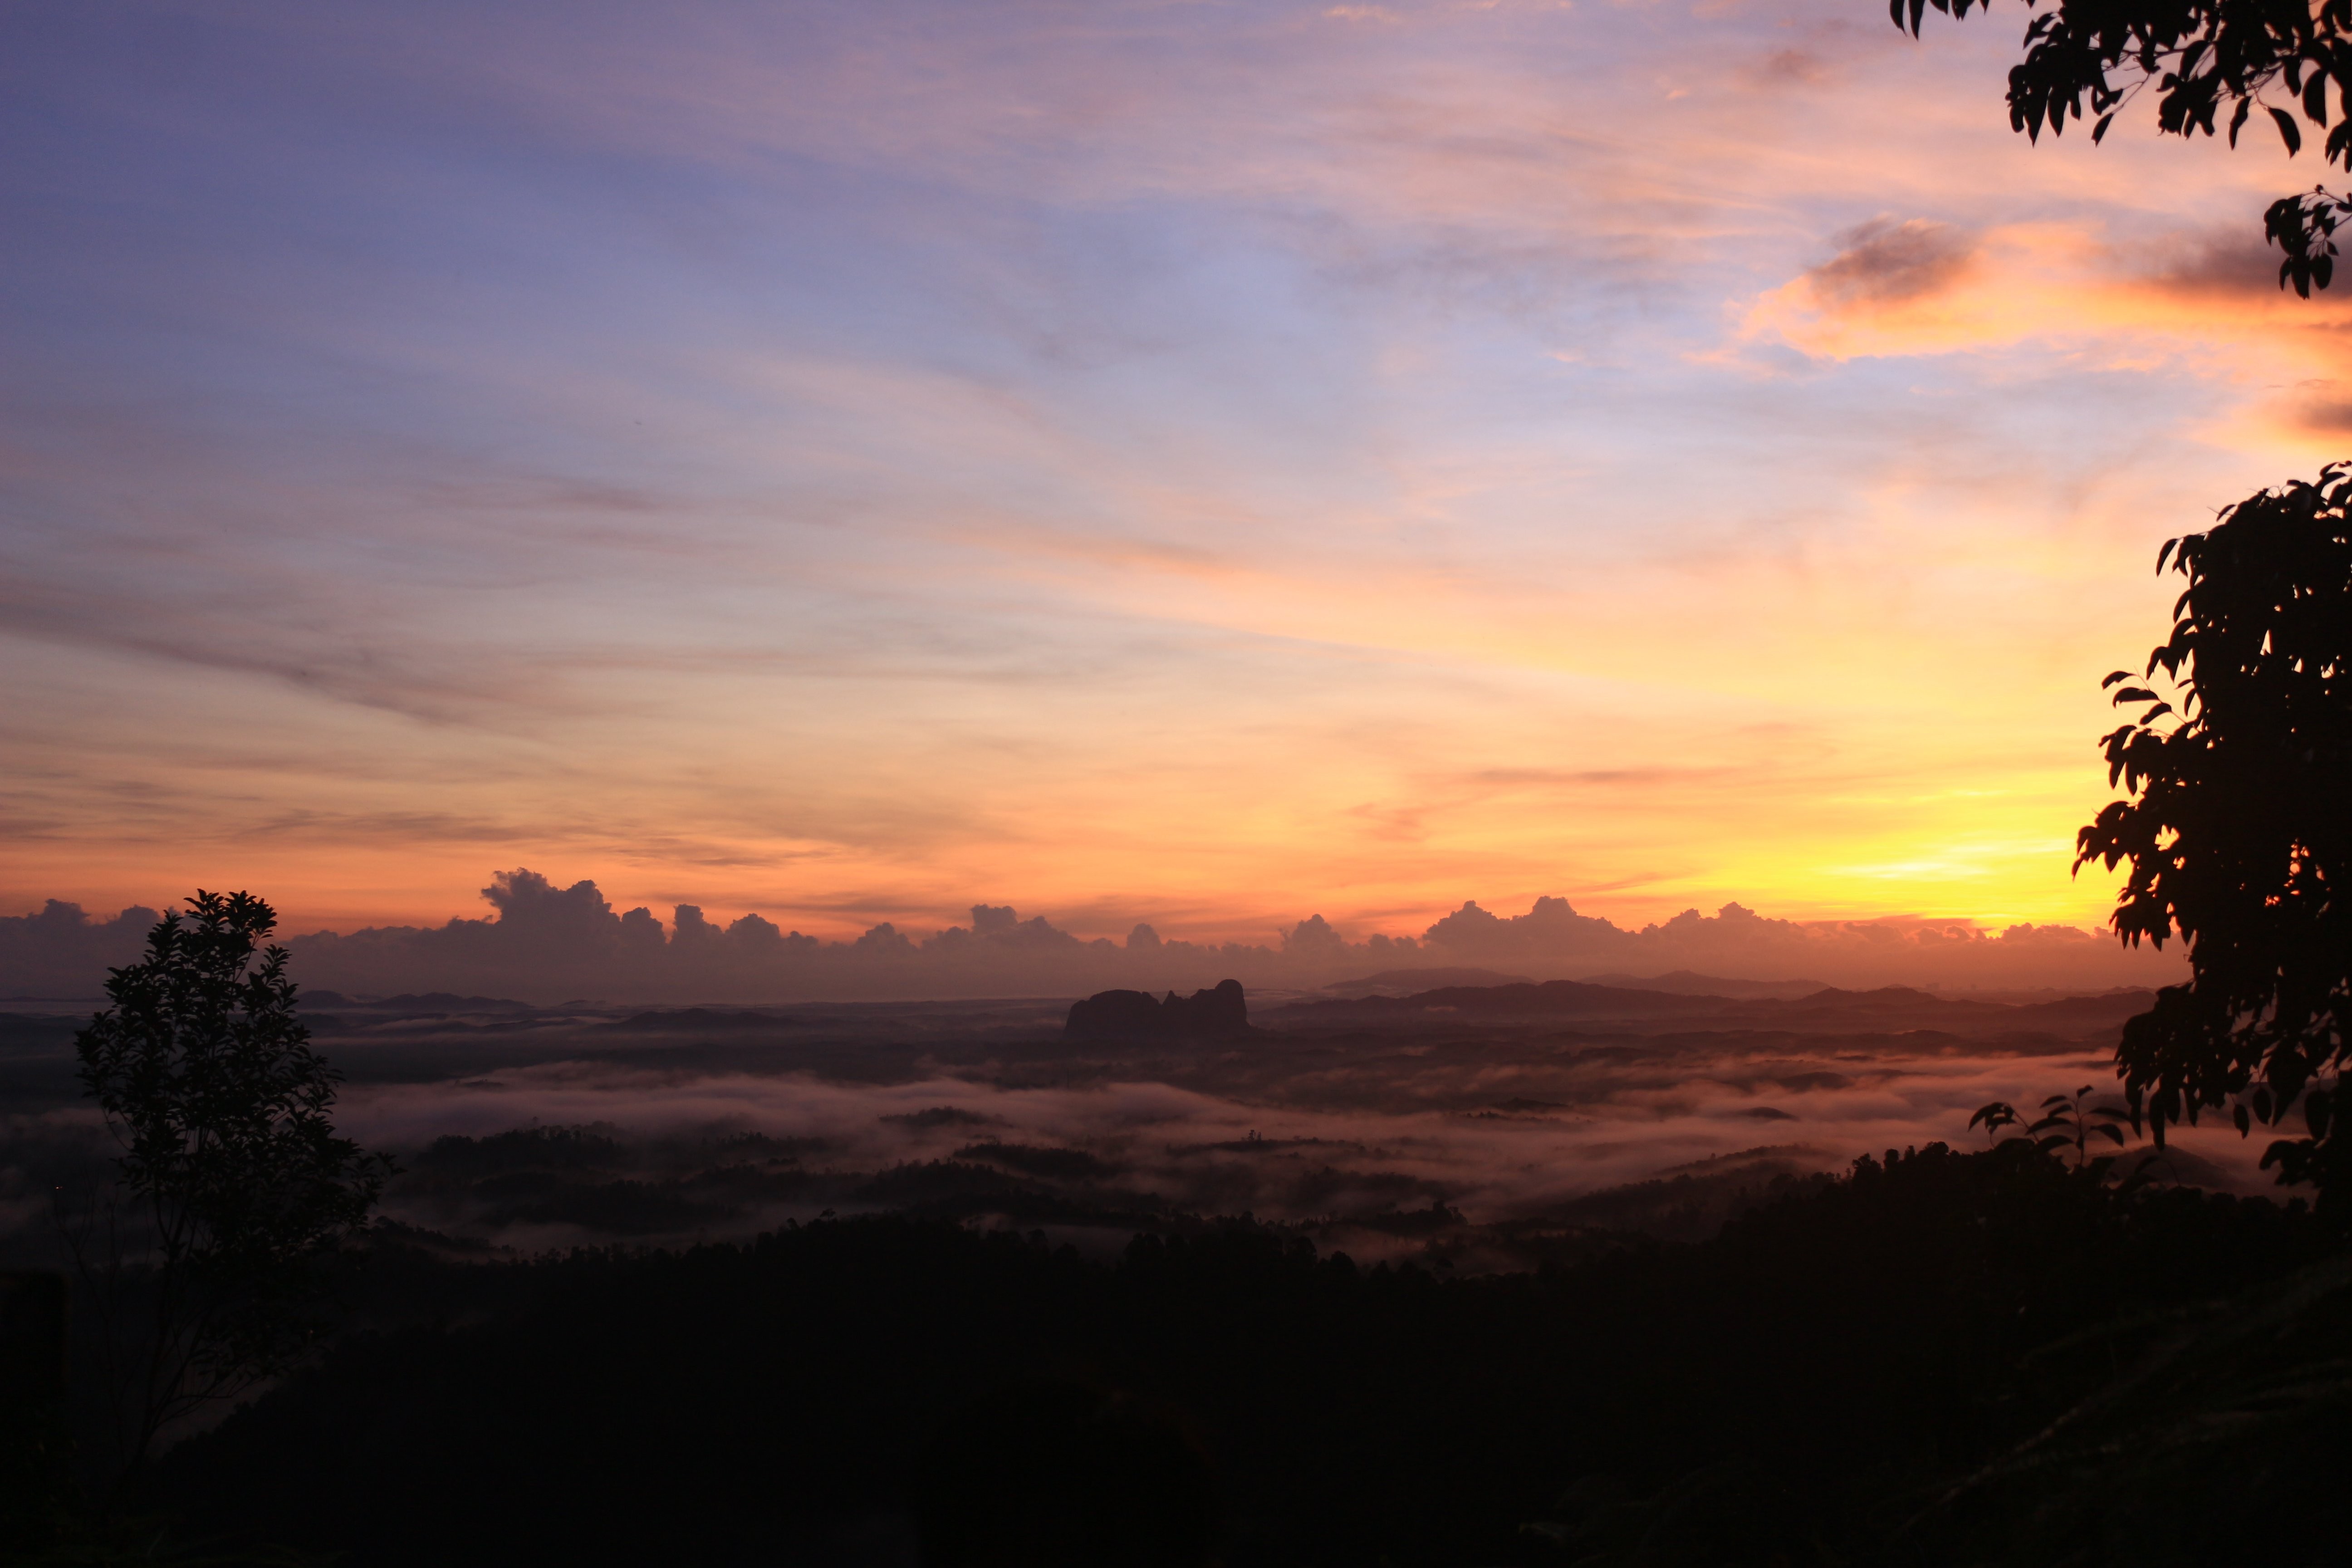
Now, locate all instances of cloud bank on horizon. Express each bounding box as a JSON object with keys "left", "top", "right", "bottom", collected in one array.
[
  {"left": 4, "top": 0, "right": 2339, "bottom": 942},
  {"left": 1, "top": 869, "right": 2180, "bottom": 1002}
]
